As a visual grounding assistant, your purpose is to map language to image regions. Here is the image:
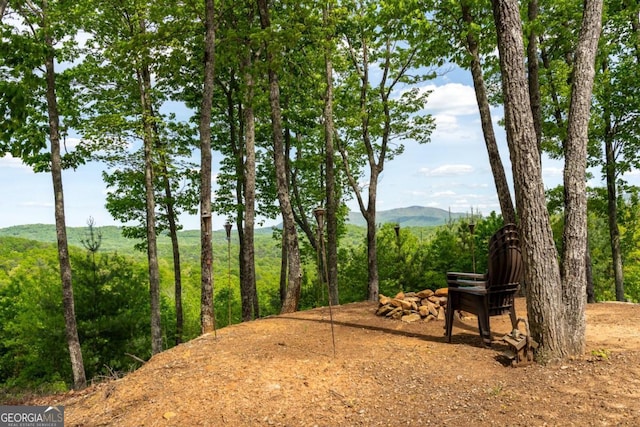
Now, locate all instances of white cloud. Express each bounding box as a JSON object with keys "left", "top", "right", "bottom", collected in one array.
[
  {"left": 421, "top": 83, "right": 478, "bottom": 116},
  {"left": 543, "top": 166, "right": 563, "bottom": 177},
  {"left": 420, "top": 164, "right": 474, "bottom": 177},
  {"left": 0, "top": 155, "right": 29, "bottom": 170},
  {"left": 432, "top": 190, "right": 456, "bottom": 197},
  {"left": 19, "top": 201, "right": 53, "bottom": 208}
]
